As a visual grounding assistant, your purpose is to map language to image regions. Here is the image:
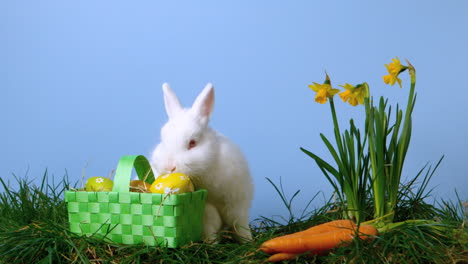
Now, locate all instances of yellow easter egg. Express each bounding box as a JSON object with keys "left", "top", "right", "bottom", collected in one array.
[
  {"left": 149, "top": 173, "right": 195, "bottom": 194},
  {"left": 85, "top": 177, "right": 114, "bottom": 192}
]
